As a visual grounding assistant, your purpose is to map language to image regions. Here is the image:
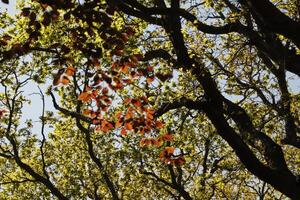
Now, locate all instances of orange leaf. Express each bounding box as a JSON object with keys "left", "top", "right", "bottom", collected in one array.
[
  {"left": 155, "top": 120, "right": 164, "bottom": 128},
  {"left": 154, "top": 138, "right": 163, "bottom": 147},
  {"left": 102, "top": 87, "right": 109, "bottom": 95},
  {"left": 83, "top": 109, "right": 91, "bottom": 116},
  {"left": 114, "top": 112, "right": 122, "bottom": 119},
  {"left": 123, "top": 78, "right": 133, "bottom": 84},
  {"left": 140, "top": 138, "right": 146, "bottom": 147},
  {"left": 114, "top": 82, "right": 124, "bottom": 90},
  {"left": 61, "top": 76, "right": 70, "bottom": 85},
  {"left": 147, "top": 66, "right": 154, "bottom": 72},
  {"left": 132, "top": 99, "right": 142, "bottom": 107},
  {"left": 115, "top": 119, "right": 123, "bottom": 128},
  {"left": 120, "top": 64, "right": 129, "bottom": 73},
  {"left": 101, "top": 120, "right": 113, "bottom": 133},
  {"left": 90, "top": 112, "right": 97, "bottom": 119},
  {"left": 159, "top": 150, "right": 167, "bottom": 159},
  {"left": 65, "top": 66, "right": 76, "bottom": 76},
  {"left": 165, "top": 147, "right": 174, "bottom": 154},
  {"left": 111, "top": 62, "right": 119, "bottom": 69},
  {"left": 146, "top": 112, "right": 154, "bottom": 120},
  {"left": 92, "top": 119, "right": 101, "bottom": 125},
  {"left": 125, "top": 122, "right": 133, "bottom": 130},
  {"left": 121, "top": 128, "right": 127, "bottom": 136},
  {"left": 101, "top": 126, "right": 109, "bottom": 133},
  {"left": 145, "top": 139, "right": 152, "bottom": 146},
  {"left": 78, "top": 92, "right": 90, "bottom": 102},
  {"left": 125, "top": 110, "right": 134, "bottom": 120},
  {"left": 124, "top": 98, "right": 132, "bottom": 105},
  {"left": 162, "top": 134, "right": 173, "bottom": 141},
  {"left": 139, "top": 127, "right": 145, "bottom": 134},
  {"left": 147, "top": 109, "right": 155, "bottom": 115},
  {"left": 146, "top": 76, "right": 154, "bottom": 84},
  {"left": 91, "top": 90, "right": 99, "bottom": 99}
]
